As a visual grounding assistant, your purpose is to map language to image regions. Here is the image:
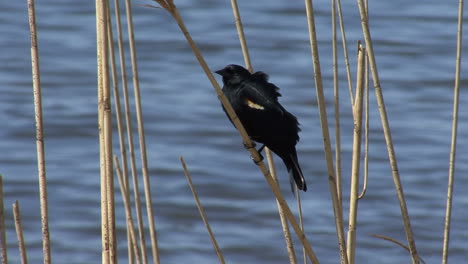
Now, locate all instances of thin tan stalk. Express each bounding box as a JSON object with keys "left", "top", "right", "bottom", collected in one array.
[
  {"left": 0, "top": 177, "right": 6, "bottom": 264},
  {"left": 296, "top": 190, "right": 306, "bottom": 264},
  {"left": 179, "top": 157, "right": 226, "bottom": 264},
  {"left": 335, "top": 0, "right": 354, "bottom": 106},
  {"left": 331, "top": 0, "right": 342, "bottom": 208},
  {"left": 13, "top": 201, "right": 28, "bottom": 264},
  {"left": 267, "top": 150, "right": 297, "bottom": 264},
  {"left": 358, "top": 51, "right": 369, "bottom": 200},
  {"left": 371, "top": 234, "right": 426, "bottom": 264},
  {"left": 228, "top": 2, "right": 297, "bottom": 262},
  {"left": 106, "top": 4, "right": 134, "bottom": 262},
  {"left": 123, "top": 0, "right": 161, "bottom": 262},
  {"left": 346, "top": 44, "right": 365, "bottom": 264},
  {"left": 27, "top": 1, "right": 51, "bottom": 263},
  {"left": 303, "top": 0, "right": 347, "bottom": 263},
  {"left": 230, "top": 0, "right": 252, "bottom": 72},
  {"left": 113, "top": 0, "right": 148, "bottom": 261},
  {"left": 356, "top": 0, "right": 419, "bottom": 263},
  {"left": 442, "top": 0, "right": 464, "bottom": 262},
  {"left": 96, "top": 0, "right": 116, "bottom": 263},
  {"left": 150, "top": 1, "right": 320, "bottom": 263},
  {"left": 114, "top": 156, "right": 142, "bottom": 264}
]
